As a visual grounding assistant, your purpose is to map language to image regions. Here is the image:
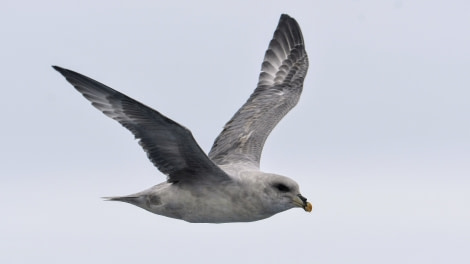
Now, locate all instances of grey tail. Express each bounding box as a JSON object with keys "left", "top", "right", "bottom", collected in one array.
[{"left": 102, "top": 196, "right": 140, "bottom": 204}]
